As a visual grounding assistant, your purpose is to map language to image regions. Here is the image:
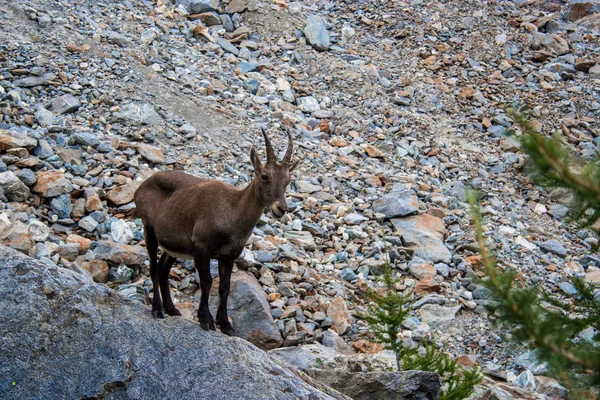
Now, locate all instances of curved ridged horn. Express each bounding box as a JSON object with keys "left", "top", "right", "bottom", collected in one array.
[
  {"left": 261, "top": 127, "right": 276, "bottom": 164},
  {"left": 283, "top": 129, "right": 293, "bottom": 165}
]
